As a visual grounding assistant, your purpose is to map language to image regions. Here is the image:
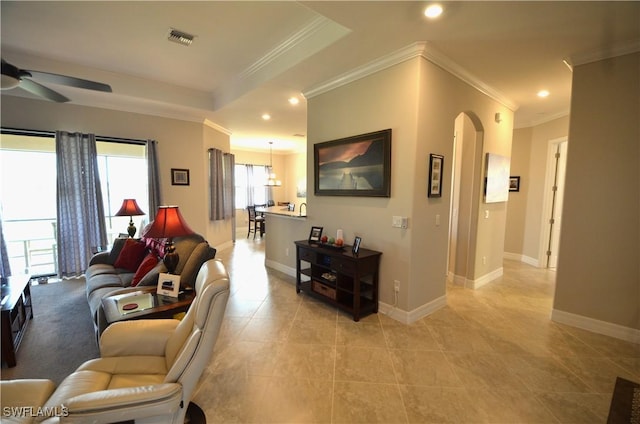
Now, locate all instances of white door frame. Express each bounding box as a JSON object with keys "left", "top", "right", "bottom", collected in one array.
[{"left": 538, "top": 136, "right": 568, "bottom": 268}]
